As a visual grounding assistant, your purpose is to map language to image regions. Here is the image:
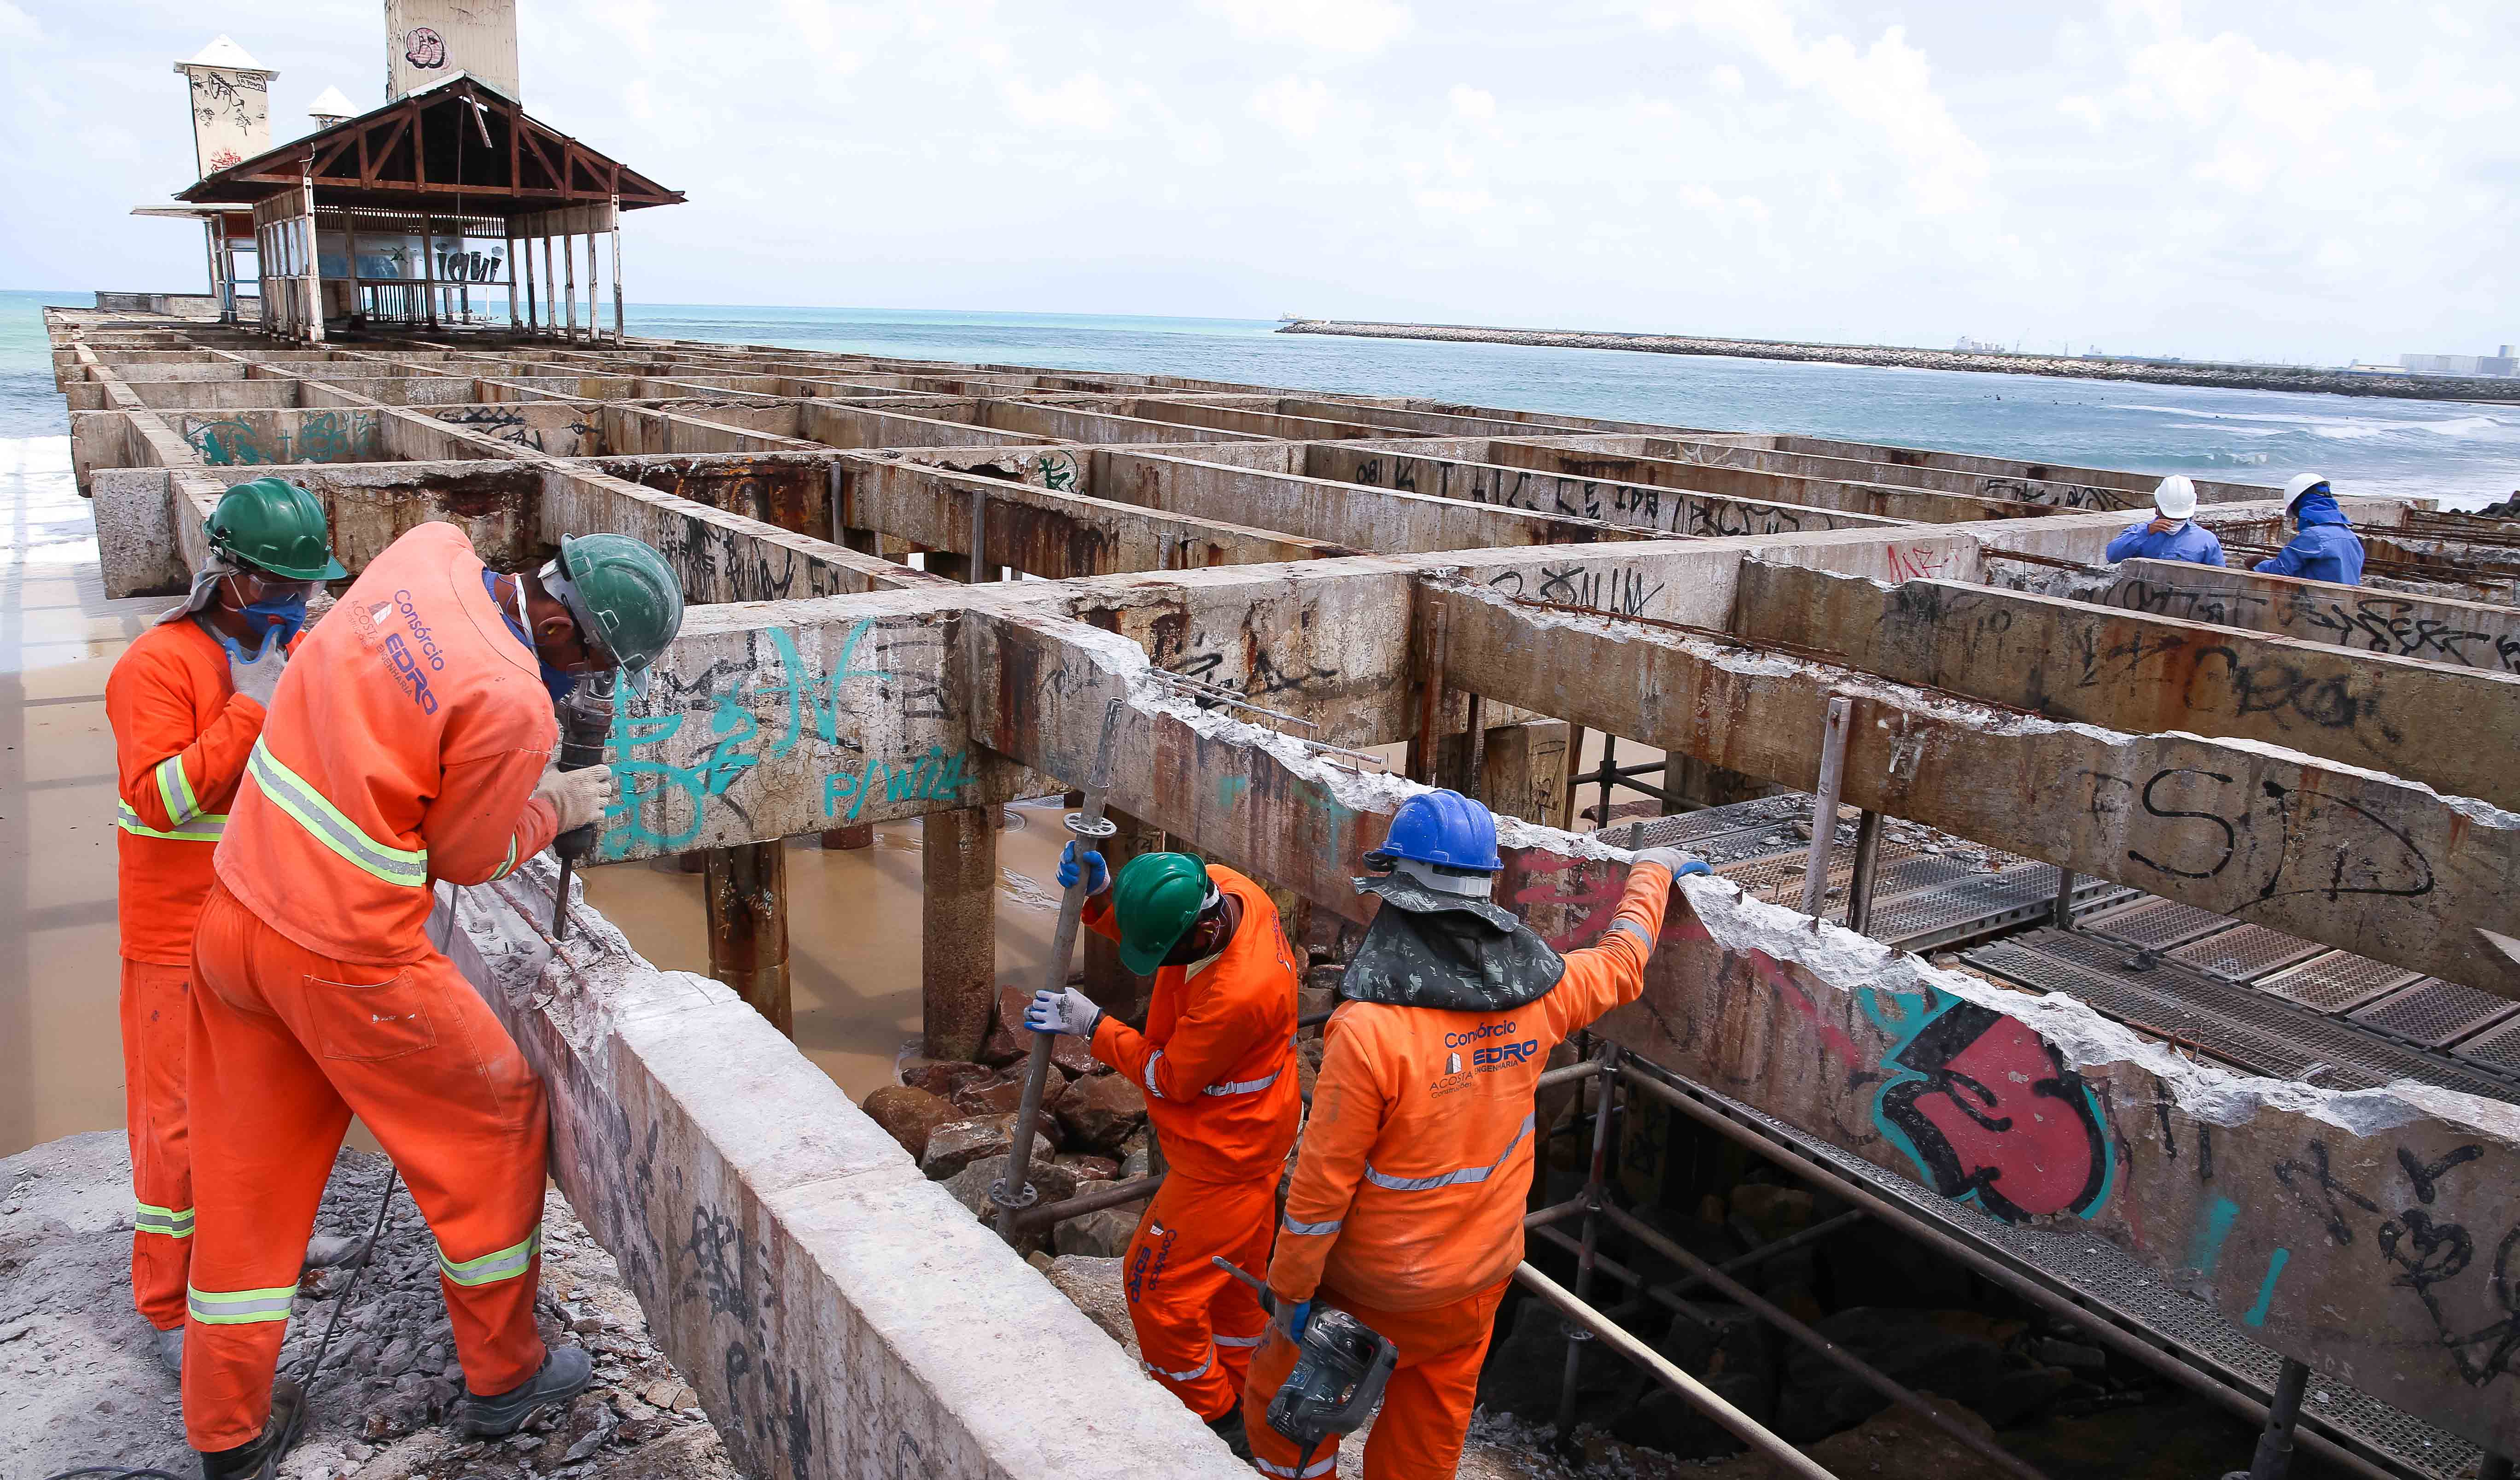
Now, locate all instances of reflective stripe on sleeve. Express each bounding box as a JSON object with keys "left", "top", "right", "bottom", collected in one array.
[
  {"left": 116, "top": 801, "right": 226, "bottom": 842},
  {"left": 485, "top": 837, "right": 519, "bottom": 882},
  {"left": 134, "top": 1202, "right": 195, "bottom": 1239},
  {"left": 1362, "top": 1112, "right": 1537, "bottom": 1192},
  {"left": 1142, "top": 1049, "right": 1167, "bottom": 1100},
  {"left": 438, "top": 1226, "right": 541, "bottom": 1287},
  {"left": 154, "top": 755, "right": 201, "bottom": 825},
  {"left": 1201, "top": 1065, "right": 1283, "bottom": 1097},
  {"left": 1281, "top": 1212, "right": 1342, "bottom": 1236},
  {"left": 1609, "top": 918, "right": 1654, "bottom": 951},
  {"left": 248, "top": 741, "right": 430, "bottom": 888},
  {"left": 1256, "top": 1455, "right": 1340, "bottom": 1478},
  {"left": 188, "top": 1282, "right": 298, "bottom": 1325}
]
